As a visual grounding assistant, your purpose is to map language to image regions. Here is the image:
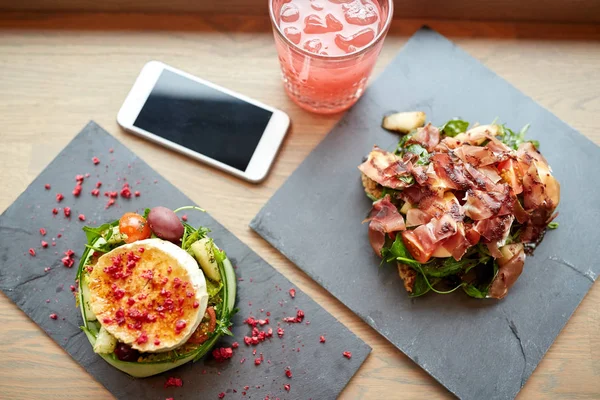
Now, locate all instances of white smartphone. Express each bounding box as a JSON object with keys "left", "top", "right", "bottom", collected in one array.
[{"left": 117, "top": 61, "right": 290, "bottom": 183}]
